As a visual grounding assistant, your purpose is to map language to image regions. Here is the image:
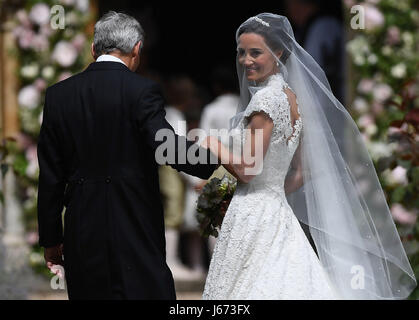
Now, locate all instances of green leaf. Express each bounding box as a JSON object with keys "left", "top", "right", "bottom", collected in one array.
[{"left": 392, "top": 186, "right": 407, "bottom": 203}]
